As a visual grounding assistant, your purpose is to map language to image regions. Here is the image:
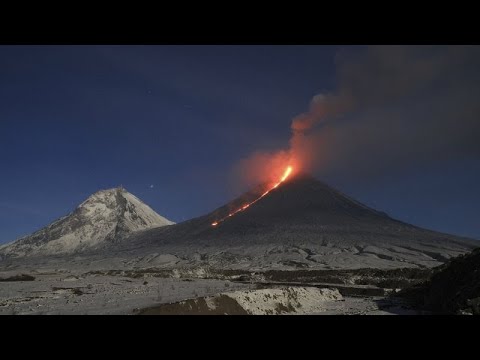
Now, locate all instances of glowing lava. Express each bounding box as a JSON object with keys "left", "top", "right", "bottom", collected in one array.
[{"left": 211, "top": 166, "right": 293, "bottom": 227}]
